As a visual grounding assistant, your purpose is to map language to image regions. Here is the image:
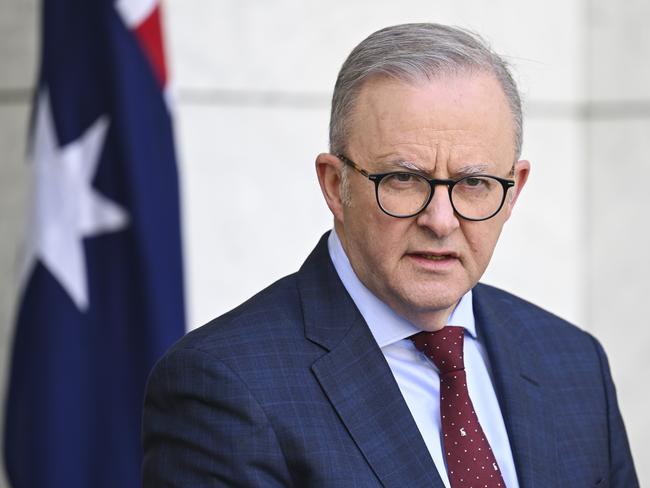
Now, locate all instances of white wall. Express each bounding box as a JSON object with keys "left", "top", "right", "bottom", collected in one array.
[{"left": 1, "top": 1, "right": 648, "bottom": 486}]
